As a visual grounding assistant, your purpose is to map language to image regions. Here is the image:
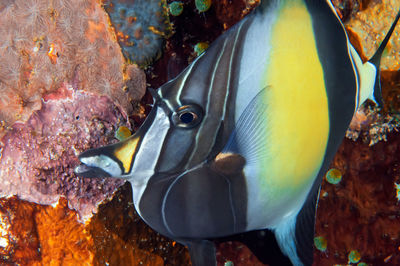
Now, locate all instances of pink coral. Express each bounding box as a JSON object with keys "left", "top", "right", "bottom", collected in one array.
[
  {"left": 0, "top": 83, "right": 128, "bottom": 220},
  {"left": 0, "top": 0, "right": 146, "bottom": 138}
]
